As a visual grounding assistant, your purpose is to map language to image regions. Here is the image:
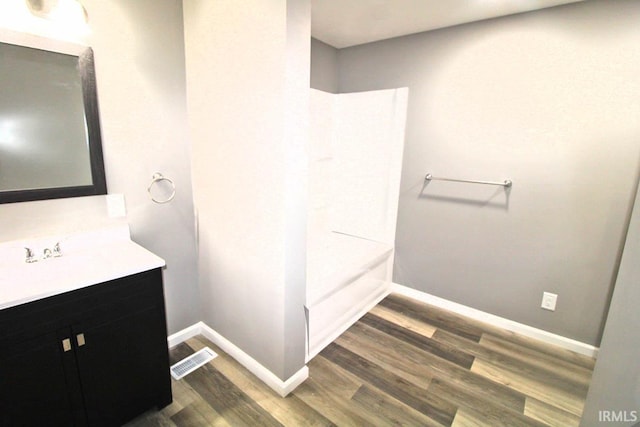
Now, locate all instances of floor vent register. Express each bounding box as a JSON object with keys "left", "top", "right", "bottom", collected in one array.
[{"left": 170, "top": 347, "right": 218, "bottom": 380}]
